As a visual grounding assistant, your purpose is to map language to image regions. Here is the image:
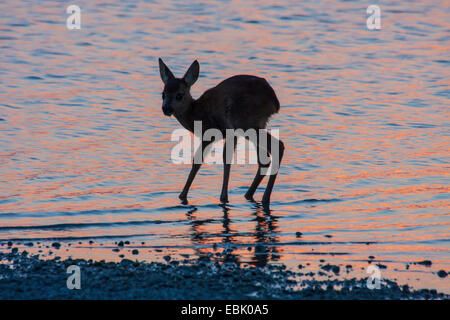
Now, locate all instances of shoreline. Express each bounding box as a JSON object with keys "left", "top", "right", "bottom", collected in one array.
[{"left": 0, "top": 250, "right": 448, "bottom": 300}]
